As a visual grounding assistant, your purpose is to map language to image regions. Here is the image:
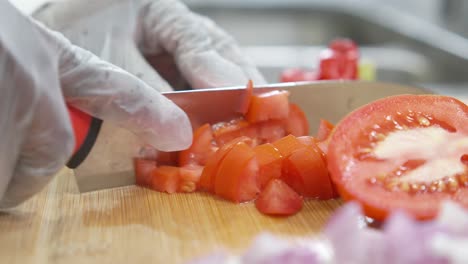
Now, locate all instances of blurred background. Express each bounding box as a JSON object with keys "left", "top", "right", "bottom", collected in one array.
[{"left": 11, "top": 0, "right": 468, "bottom": 99}]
